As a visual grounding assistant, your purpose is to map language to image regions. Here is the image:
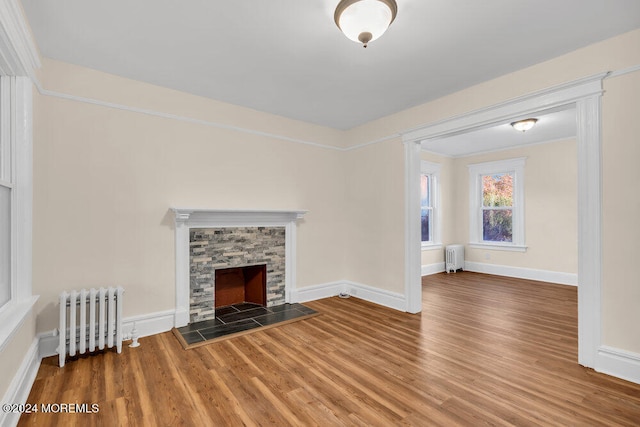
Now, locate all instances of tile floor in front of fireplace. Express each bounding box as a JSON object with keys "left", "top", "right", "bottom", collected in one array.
[{"left": 176, "top": 302, "right": 317, "bottom": 346}]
